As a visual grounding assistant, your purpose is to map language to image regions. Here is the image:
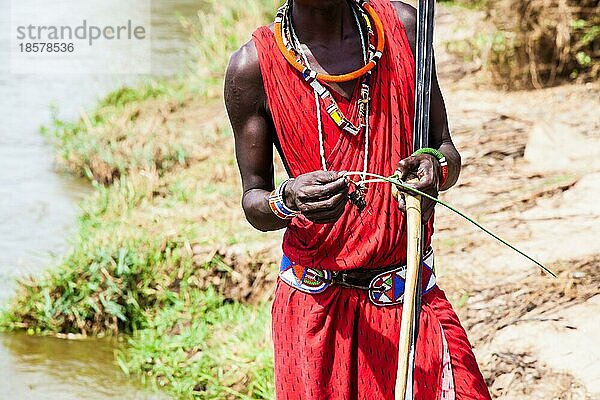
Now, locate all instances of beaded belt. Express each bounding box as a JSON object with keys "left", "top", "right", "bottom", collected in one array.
[{"left": 279, "top": 248, "right": 437, "bottom": 307}]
